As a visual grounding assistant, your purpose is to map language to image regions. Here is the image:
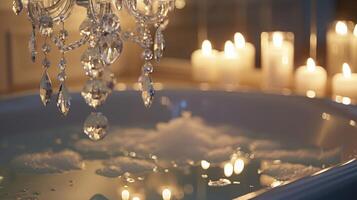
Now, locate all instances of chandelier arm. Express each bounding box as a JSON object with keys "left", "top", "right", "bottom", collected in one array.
[
  {"left": 27, "top": 0, "right": 75, "bottom": 24},
  {"left": 122, "top": 0, "right": 170, "bottom": 24}
]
